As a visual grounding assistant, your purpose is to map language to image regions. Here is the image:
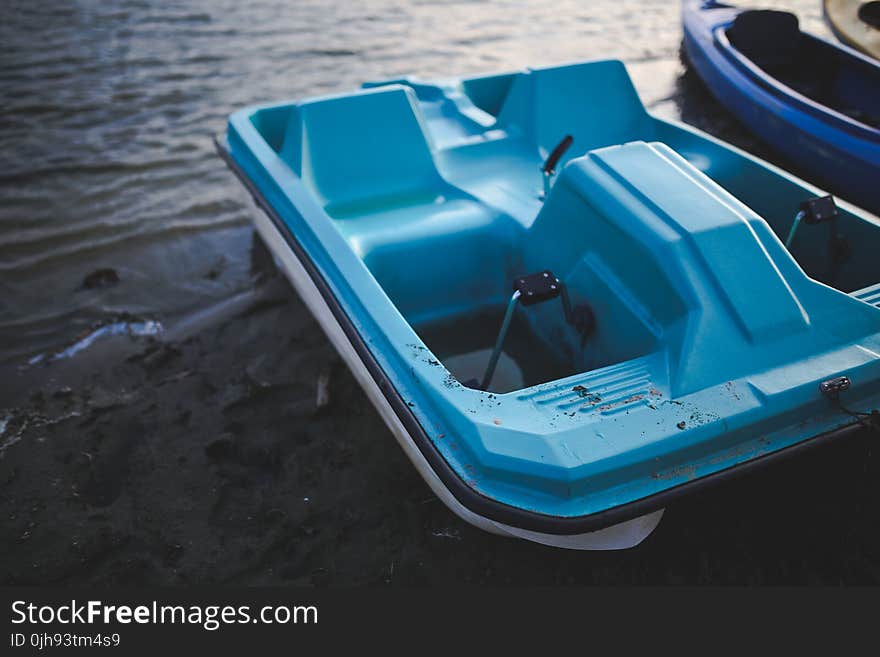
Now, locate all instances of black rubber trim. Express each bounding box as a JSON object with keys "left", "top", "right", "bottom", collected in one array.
[{"left": 215, "top": 134, "right": 865, "bottom": 536}]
